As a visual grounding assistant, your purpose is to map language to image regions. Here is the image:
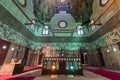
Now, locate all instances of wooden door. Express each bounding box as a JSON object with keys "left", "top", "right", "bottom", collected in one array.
[{"left": 59, "top": 61, "right": 66, "bottom": 74}]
